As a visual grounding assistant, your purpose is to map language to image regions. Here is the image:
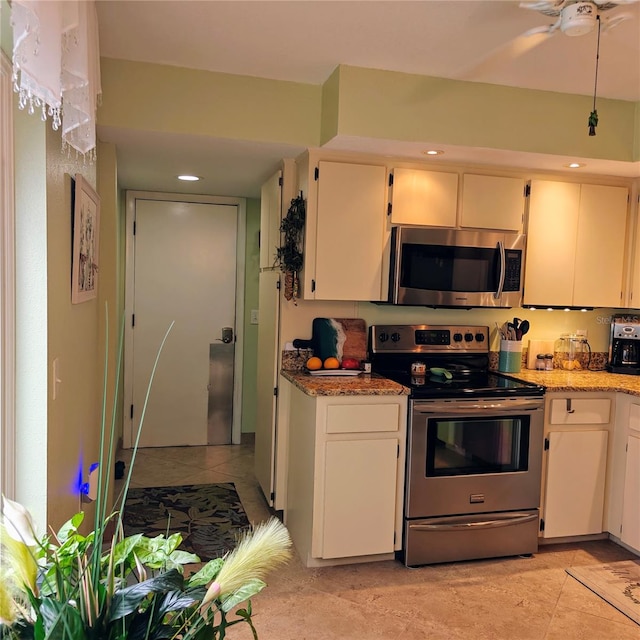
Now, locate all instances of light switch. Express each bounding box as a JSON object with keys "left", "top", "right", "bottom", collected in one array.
[{"left": 250, "top": 309, "right": 259, "bottom": 324}]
